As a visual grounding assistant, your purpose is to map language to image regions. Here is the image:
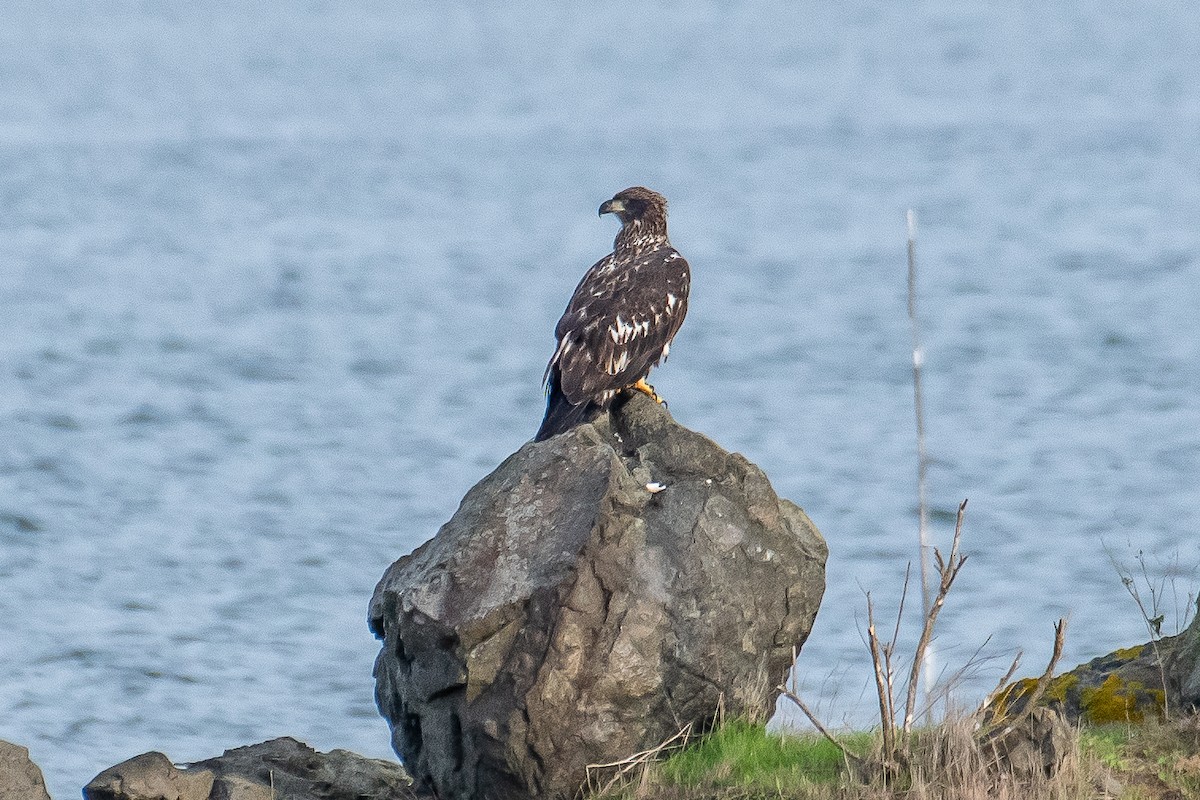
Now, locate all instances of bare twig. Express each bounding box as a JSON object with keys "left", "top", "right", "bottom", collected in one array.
[
  {"left": 866, "top": 593, "right": 897, "bottom": 762},
  {"left": 777, "top": 687, "right": 865, "bottom": 767},
  {"left": 1107, "top": 545, "right": 1174, "bottom": 720},
  {"left": 585, "top": 722, "right": 693, "bottom": 795},
  {"left": 885, "top": 564, "right": 912, "bottom": 731},
  {"left": 888, "top": 564, "right": 912, "bottom": 670},
  {"left": 979, "top": 618, "right": 1067, "bottom": 741},
  {"left": 976, "top": 651, "right": 1023, "bottom": 718},
  {"left": 915, "top": 638, "right": 1010, "bottom": 723},
  {"left": 902, "top": 498, "right": 969, "bottom": 733},
  {"left": 882, "top": 638, "right": 897, "bottom": 738}
]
